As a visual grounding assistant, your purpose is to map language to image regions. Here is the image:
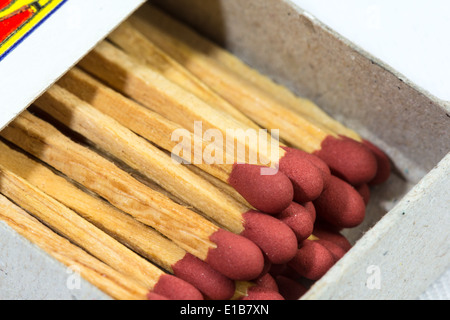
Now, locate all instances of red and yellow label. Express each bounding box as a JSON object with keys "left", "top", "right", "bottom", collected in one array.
[{"left": 0, "top": 0, "right": 66, "bottom": 60}]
